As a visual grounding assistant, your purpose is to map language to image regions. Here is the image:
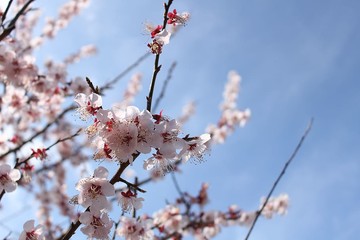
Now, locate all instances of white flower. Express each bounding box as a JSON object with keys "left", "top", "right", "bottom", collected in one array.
[
  {"left": 154, "top": 29, "right": 171, "bottom": 45},
  {"left": 74, "top": 92, "right": 102, "bottom": 120},
  {"left": 179, "top": 133, "right": 211, "bottom": 162},
  {"left": 117, "top": 216, "right": 154, "bottom": 240},
  {"left": 118, "top": 189, "right": 144, "bottom": 213},
  {"left": 76, "top": 166, "right": 115, "bottom": 211},
  {"left": 19, "top": 220, "right": 45, "bottom": 240},
  {"left": 79, "top": 210, "right": 113, "bottom": 239},
  {"left": 0, "top": 164, "right": 21, "bottom": 193}
]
